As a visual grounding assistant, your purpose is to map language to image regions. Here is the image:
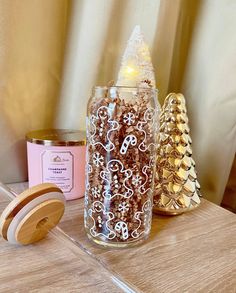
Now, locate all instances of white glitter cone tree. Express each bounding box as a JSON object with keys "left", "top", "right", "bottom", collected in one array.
[
  {"left": 153, "top": 93, "right": 201, "bottom": 215},
  {"left": 116, "top": 25, "right": 156, "bottom": 87}
]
